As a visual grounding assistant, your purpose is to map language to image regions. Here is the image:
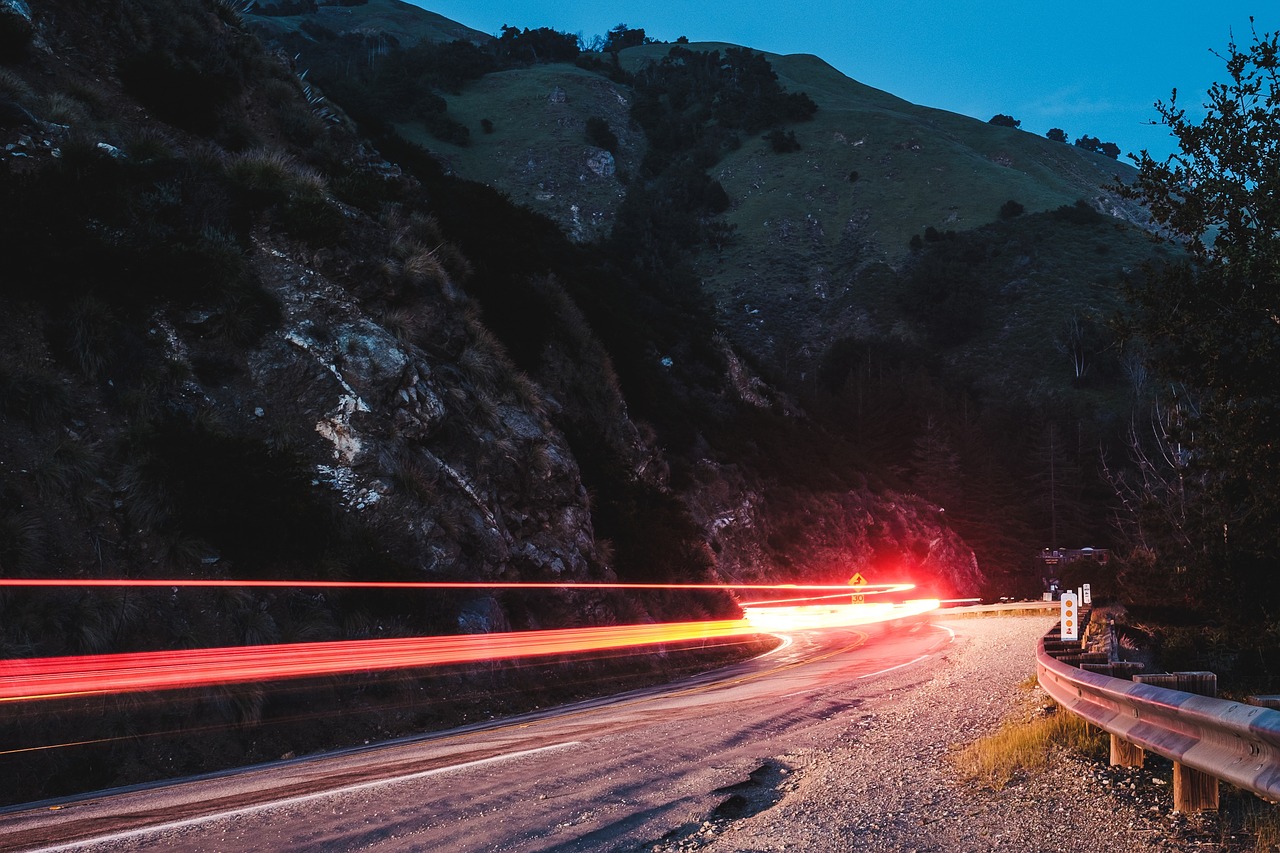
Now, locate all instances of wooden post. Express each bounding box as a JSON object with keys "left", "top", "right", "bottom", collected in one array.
[
  {"left": 1173, "top": 672, "right": 1219, "bottom": 813},
  {"left": 1173, "top": 762, "right": 1219, "bottom": 814},
  {"left": 1110, "top": 733, "right": 1144, "bottom": 767}
]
